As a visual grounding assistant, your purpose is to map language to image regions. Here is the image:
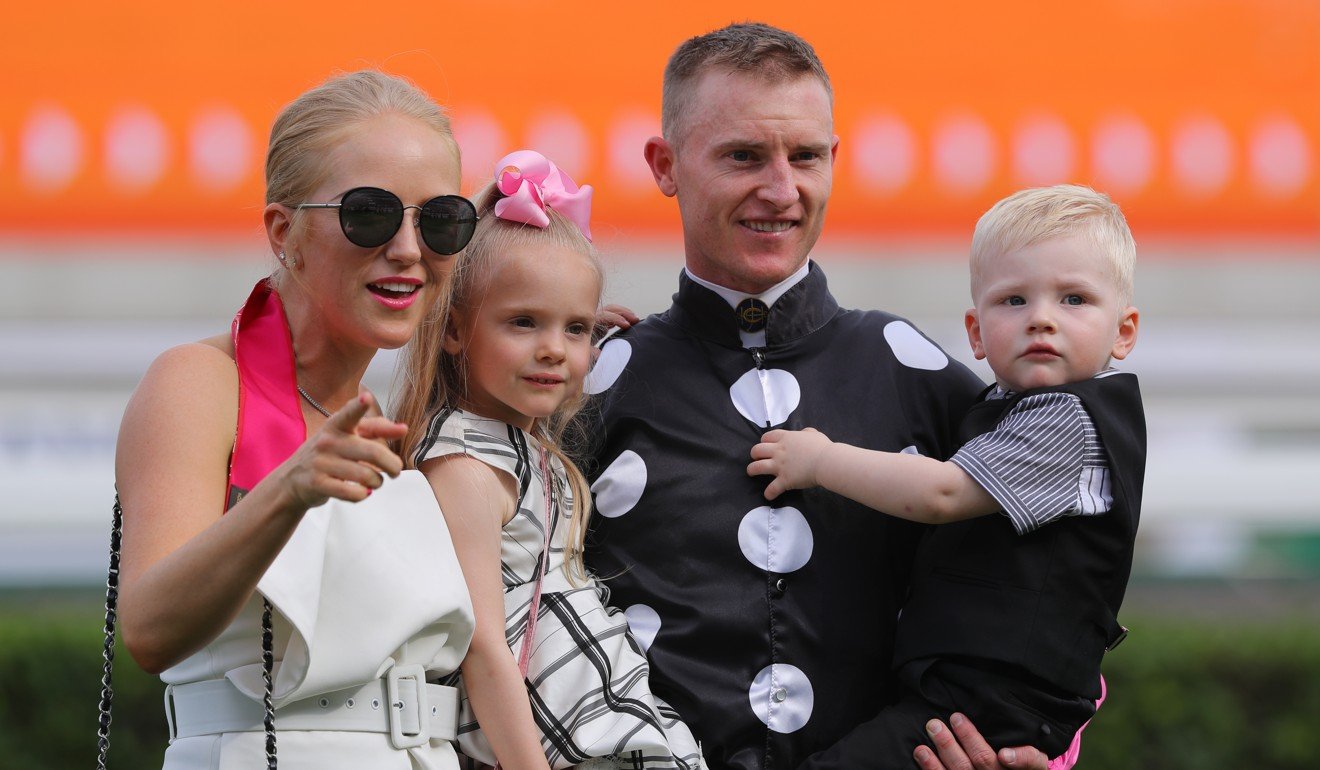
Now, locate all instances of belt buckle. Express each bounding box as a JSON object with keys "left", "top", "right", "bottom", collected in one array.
[{"left": 386, "top": 663, "right": 430, "bottom": 749}]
